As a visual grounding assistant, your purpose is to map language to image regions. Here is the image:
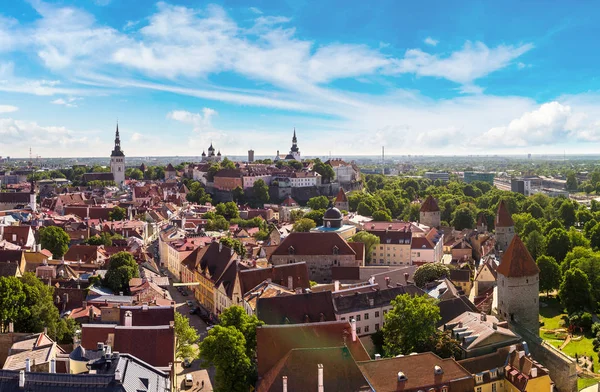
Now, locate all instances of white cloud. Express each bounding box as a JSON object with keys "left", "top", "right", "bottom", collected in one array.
[
  {"left": 424, "top": 37, "right": 438, "bottom": 46},
  {"left": 0, "top": 105, "right": 18, "bottom": 113},
  {"left": 131, "top": 132, "right": 143, "bottom": 141},
  {"left": 123, "top": 20, "right": 139, "bottom": 30},
  {"left": 167, "top": 108, "right": 218, "bottom": 133},
  {"left": 249, "top": 7, "right": 263, "bottom": 15},
  {"left": 478, "top": 101, "right": 600, "bottom": 147},
  {"left": 50, "top": 97, "right": 81, "bottom": 107}
]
